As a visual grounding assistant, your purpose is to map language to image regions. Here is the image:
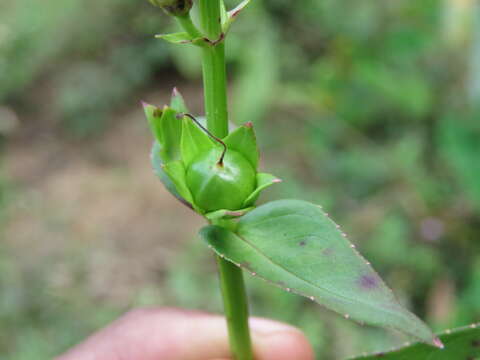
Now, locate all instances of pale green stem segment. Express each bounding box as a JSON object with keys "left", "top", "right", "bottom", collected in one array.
[
  {"left": 216, "top": 245, "right": 254, "bottom": 360},
  {"left": 176, "top": 13, "right": 203, "bottom": 39},
  {"left": 199, "top": 1, "right": 254, "bottom": 359},
  {"left": 199, "top": 0, "right": 229, "bottom": 138}
]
